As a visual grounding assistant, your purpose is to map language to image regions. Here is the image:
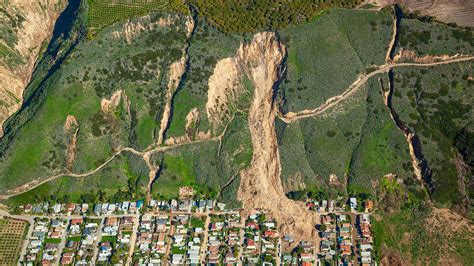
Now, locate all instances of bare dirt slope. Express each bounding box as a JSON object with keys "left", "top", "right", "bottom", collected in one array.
[
  {"left": 237, "top": 32, "right": 320, "bottom": 249},
  {"left": 0, "top": 0, "right": 66, "bottom": 136},
  {"left": 367, "top": 0, "right": 474, "bottom": 27}
]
